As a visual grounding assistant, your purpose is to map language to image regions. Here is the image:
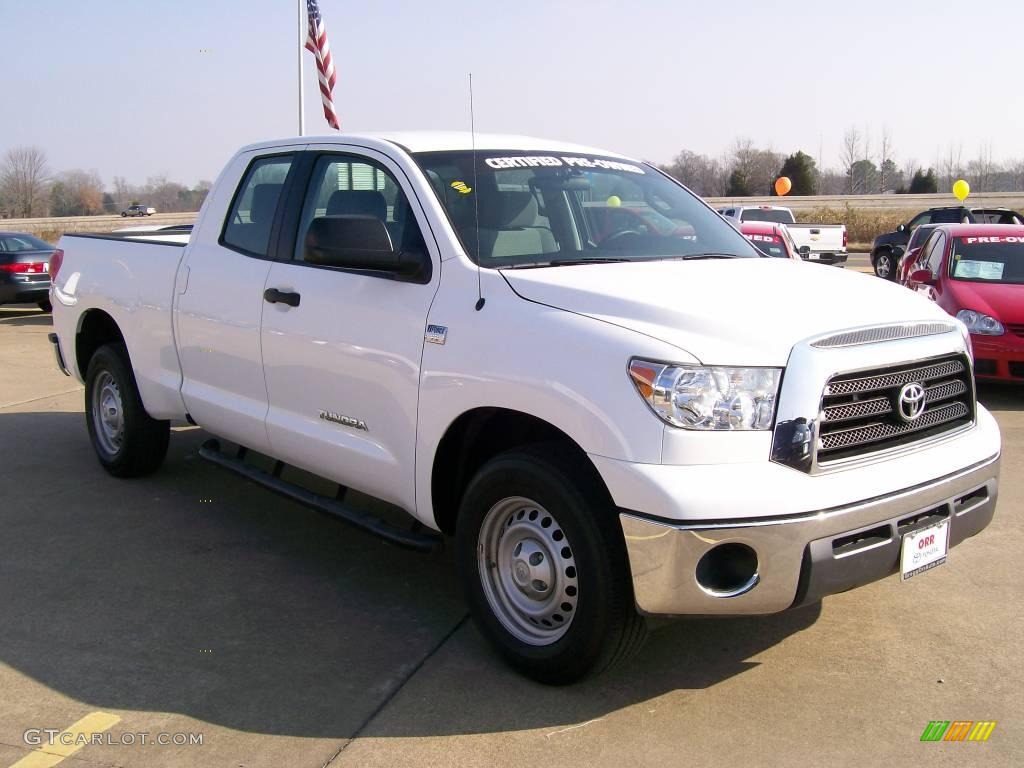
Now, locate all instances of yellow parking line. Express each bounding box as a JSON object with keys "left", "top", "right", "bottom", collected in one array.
[{"left": 9, "top": 712, "right": 121, "bottom": 768}]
